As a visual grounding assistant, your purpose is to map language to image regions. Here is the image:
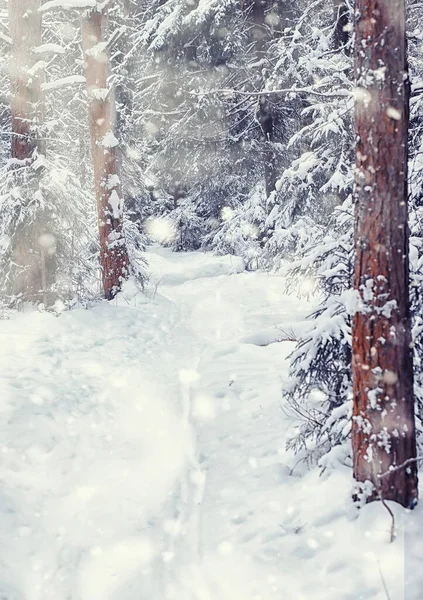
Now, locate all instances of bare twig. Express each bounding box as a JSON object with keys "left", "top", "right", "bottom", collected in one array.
[
  {"left": 276, "top": 326, "right": 297, "bottom": 342},
  {"left": 374, "top": 456, "right": 423, "bottom": 543},
  {"left": 378, "top": 561, "right": 392, "bottom": 600},
  {"left": 378, "top": 456, "right": 423, "bottom": 479},
  {"left": 150, "top": 276, "right": 166, "bottom": 300},
  {"left": 380, "top": 497, "right": 396, "bottom": 543}
]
